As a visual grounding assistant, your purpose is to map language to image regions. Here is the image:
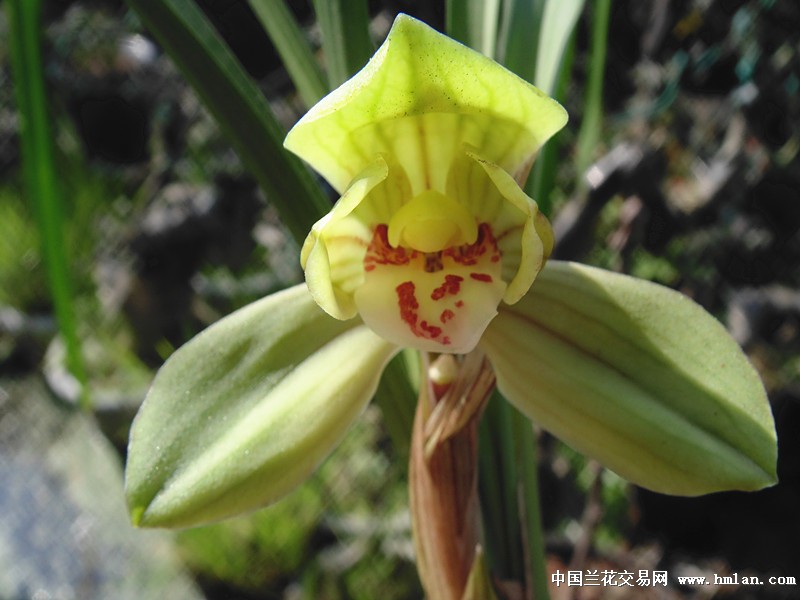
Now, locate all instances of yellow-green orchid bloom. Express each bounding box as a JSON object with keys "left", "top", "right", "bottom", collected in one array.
[
  {"left": 125, "top": 15, "right": 777, "bottom": 529},
  {"left": 286, "top": 15, "right": 564, "bottom": 353}
]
